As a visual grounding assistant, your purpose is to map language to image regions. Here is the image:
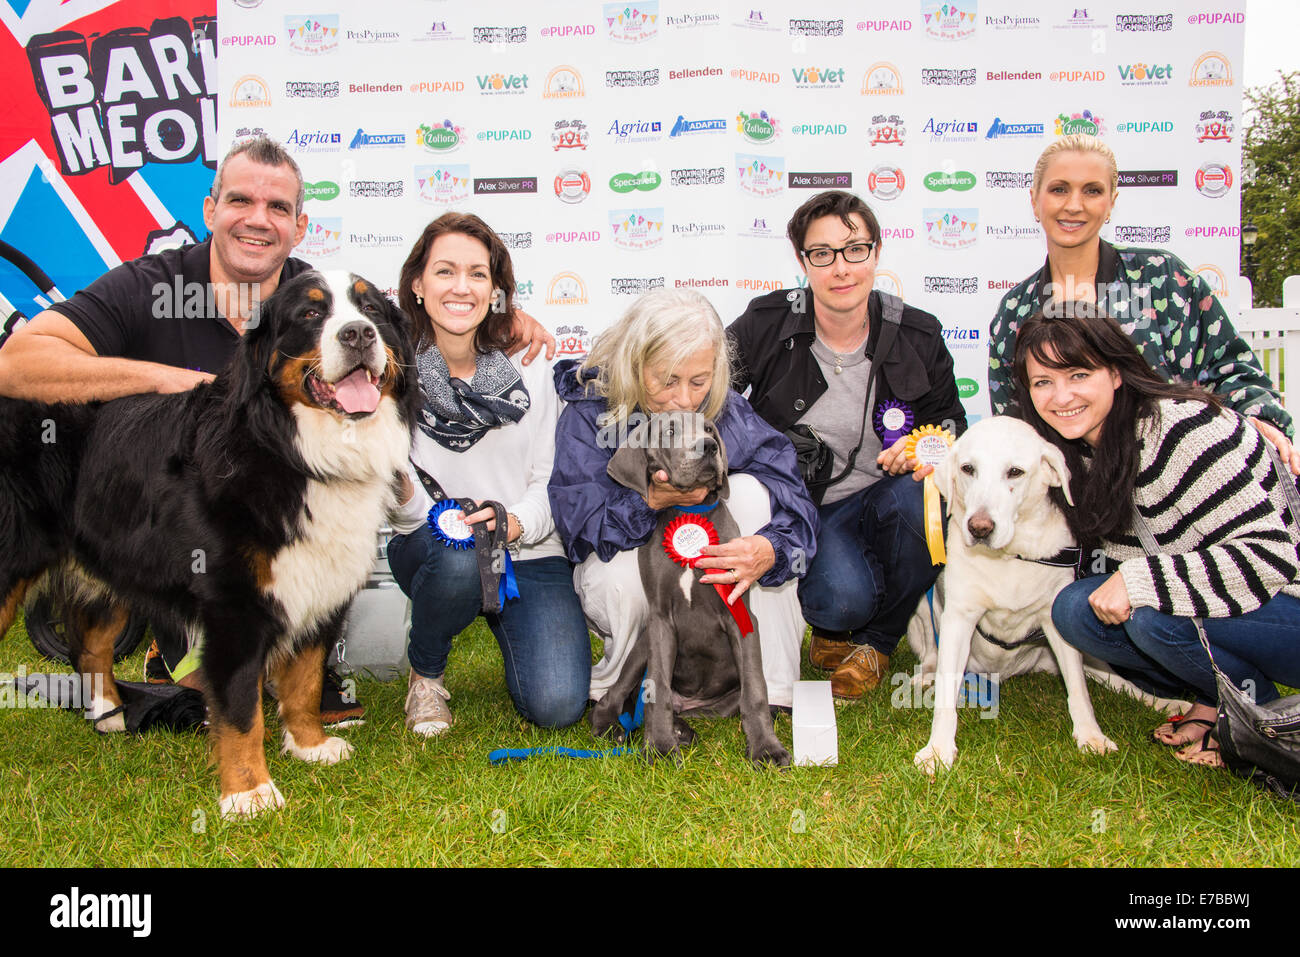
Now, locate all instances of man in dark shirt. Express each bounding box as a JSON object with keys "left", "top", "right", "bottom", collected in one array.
[{"left": 0, "top": 135, "right": 553, "bottom": 723}]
